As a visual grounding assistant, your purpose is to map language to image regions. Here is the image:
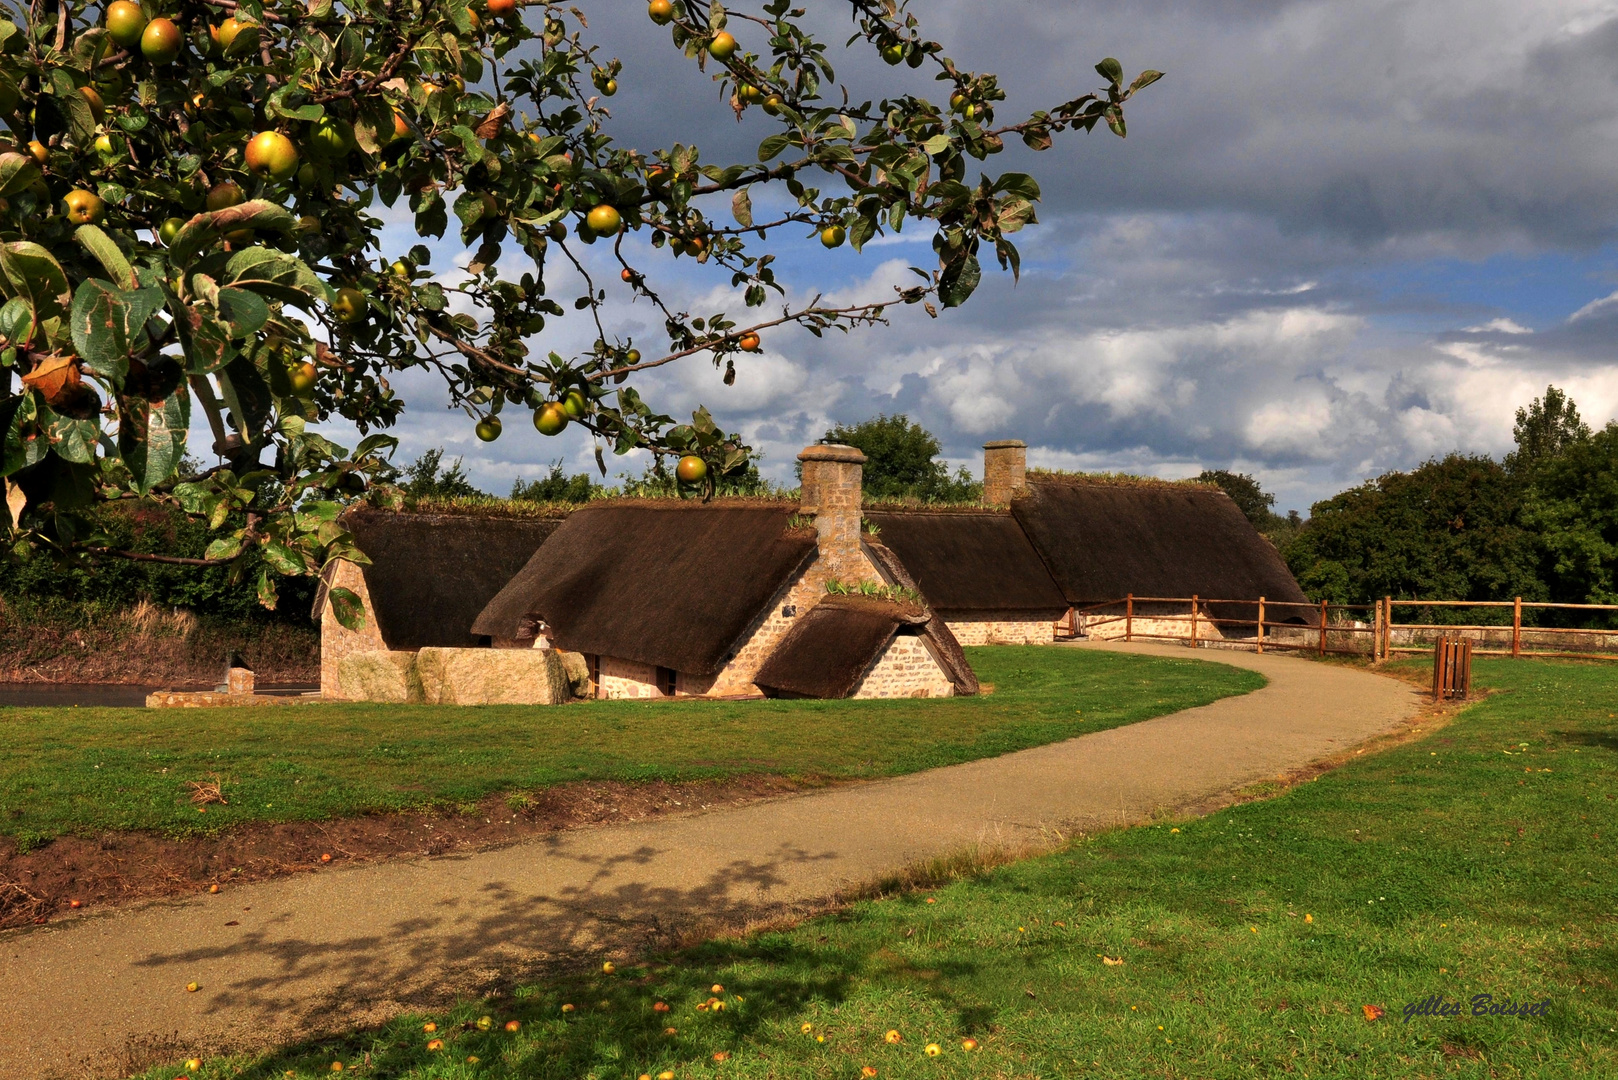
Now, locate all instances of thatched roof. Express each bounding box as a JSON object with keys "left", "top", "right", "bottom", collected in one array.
[
  {"left": 319, "top": 510, "right": 565, "bottom": 649},
  {"left": 1011, "top": 479, "right": 1308, "bottom": 621},
  {"left": 752, "top": 595, "right": 928, "bottom": 699},
  {"left": 864, "top": 541, "right": 980, "bottom": 696},
  {"left": 470, "top": 501, "right": 817, "bottom": 674},
  {"left": 865, "top": 510, "right": 1067, "bottom": 616}
]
